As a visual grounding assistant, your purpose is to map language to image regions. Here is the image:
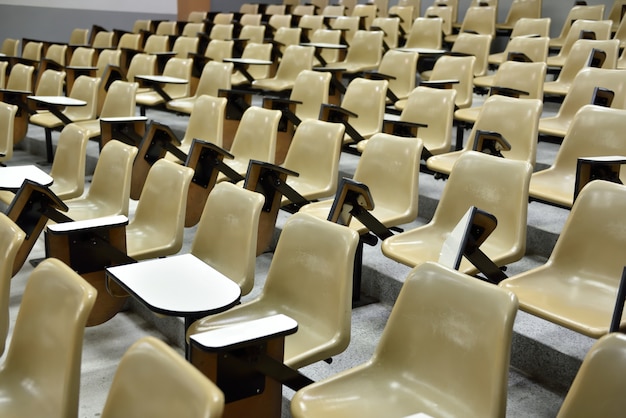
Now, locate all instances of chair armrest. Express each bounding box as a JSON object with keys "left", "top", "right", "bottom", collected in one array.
[
  {"left": 360, "top": 70, "right": 397, "bottom": 81},
  {"left": 489, "top": 85, "right": 528, "bottom": 98}
]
